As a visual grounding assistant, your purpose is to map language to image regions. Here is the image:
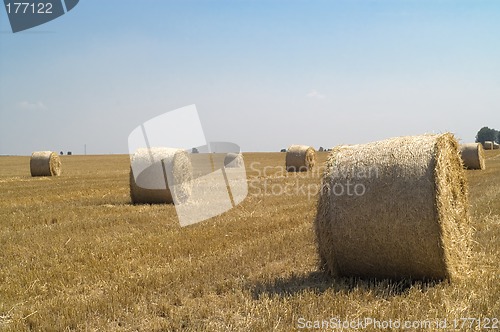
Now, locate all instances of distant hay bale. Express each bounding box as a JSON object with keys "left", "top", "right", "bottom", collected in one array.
[
  {"left": 286, "top": 145, "right": 316, "bottom": 172},
  {"left": 315, "top": 133, "right": 470, "bottom": 281},
  {"left": 483, "top": 141, "right": 493, "bottom": 150},
  {"left": 224, "top": 153, "right": 244, "bottom": 168},
  {"left": 130, "top": 147, "right": 192, "bottom": 204},
  {"left": 460, "top": 143, "right": 485, "bottom": 170},
  {"left": 30, "top": 151, "right": 62, "bottom": 177},
  {"left": 494, "top": 142, "right": 499, "bottom": 150}
]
